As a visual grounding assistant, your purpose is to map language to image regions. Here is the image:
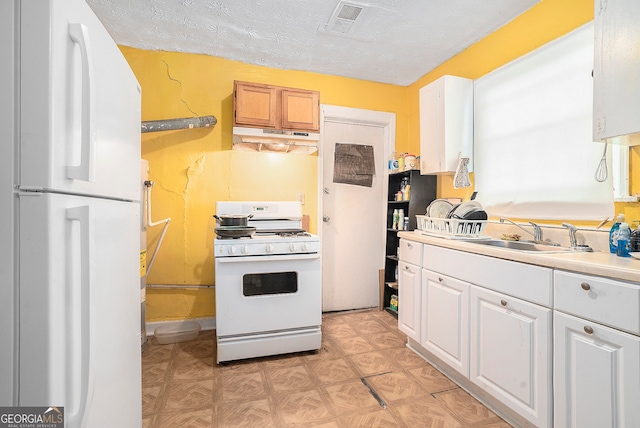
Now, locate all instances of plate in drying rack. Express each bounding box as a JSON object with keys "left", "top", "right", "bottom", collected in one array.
[
  {"left": 447, "top": 200, "right": 482, "bottom": 219},
  {"left": 426, "top": 199, "right": 454, "bottom": 219}
]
